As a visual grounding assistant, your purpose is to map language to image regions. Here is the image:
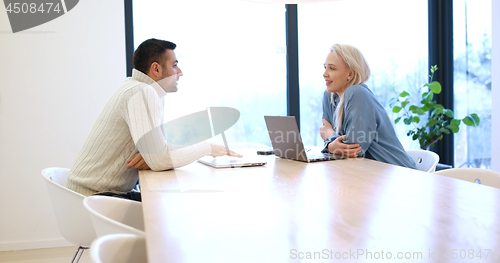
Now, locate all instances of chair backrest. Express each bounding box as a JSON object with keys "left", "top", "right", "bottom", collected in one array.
[
  {"left": 41, "top": 167, "right": 97, "bottom": 246},
  {"left": 83, "top": 195, "right": 145, "bottom": 237},
  {"left": 406, "top": 149, "right": 440, "bottom": 173},
  {"left": 435, "top": 168, "right": 500, "bottom": 189},
  {"left": 90, "top": 234, "right": 147, "bottom": 263}
]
